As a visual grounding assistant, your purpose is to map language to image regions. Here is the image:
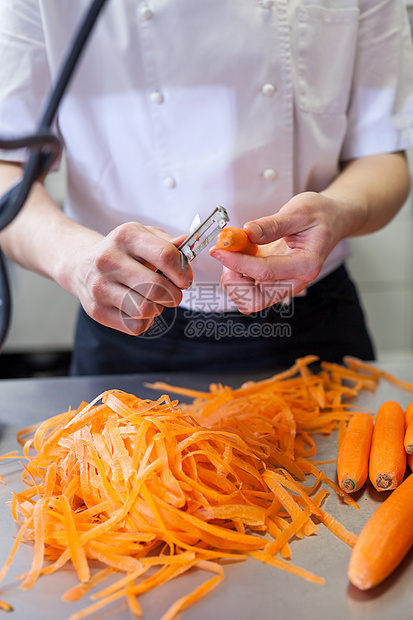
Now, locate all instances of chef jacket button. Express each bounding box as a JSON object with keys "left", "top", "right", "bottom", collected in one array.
[
  {"left": 150, "top": 90, "right": 164, "bottom": 104},
  {"left": 262, "top": 0, "right": 275, "bottom": 7},
  {"left": 140, "top": 5, "right": 153, "bottom": 20},
  {"left": 262, "top": 168, "right": 277, "bottom": 181},
  {"left": 262, "top": 83, "right": 276, "bottom": 97},
  {"left": 163, "top": 176, "right": 176, "bottom": 189}
]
